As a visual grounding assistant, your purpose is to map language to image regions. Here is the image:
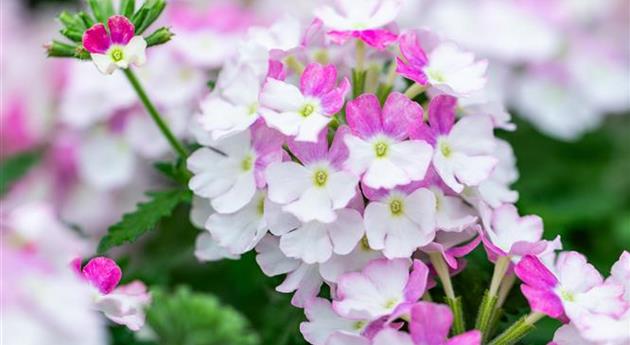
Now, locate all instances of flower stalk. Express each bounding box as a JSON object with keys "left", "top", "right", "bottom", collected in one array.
[
  {"left": 123, "top": 68, "right": 189, "bottom": 159},
  {"left": 403, "top": 82, "right": 425, "bottom": 99},
  {"left": 476, "top": 255, "right": 511, "bottom": 342},
  {"left": 487, "top": 312, "right": 545, "bottom": 345}
]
